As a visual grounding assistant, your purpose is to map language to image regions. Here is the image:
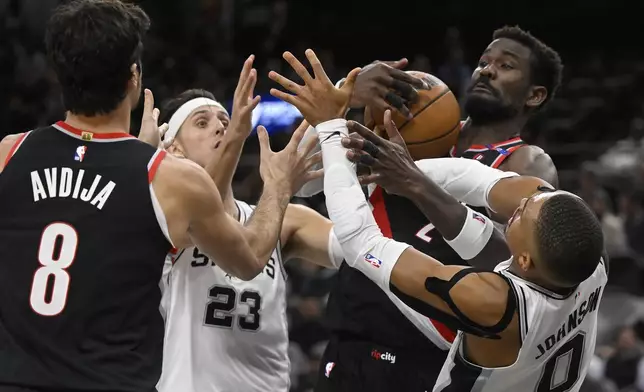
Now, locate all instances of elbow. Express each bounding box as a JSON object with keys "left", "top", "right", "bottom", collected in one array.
[{"left": 236, "top": 260, "right": 264, "bottom": 281}]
